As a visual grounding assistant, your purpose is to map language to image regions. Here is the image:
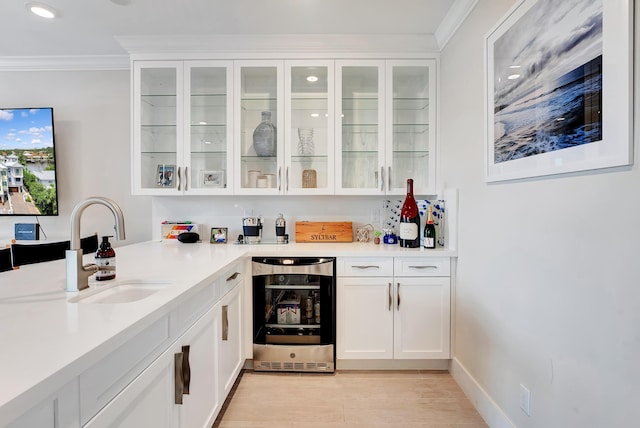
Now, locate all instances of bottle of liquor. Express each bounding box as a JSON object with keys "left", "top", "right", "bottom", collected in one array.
[
  {"left": 399, "top": 179, "right": 420, "bottom": 248},
  {"left": 423, "top": 206, "right": 436, "bottom": 249}
]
